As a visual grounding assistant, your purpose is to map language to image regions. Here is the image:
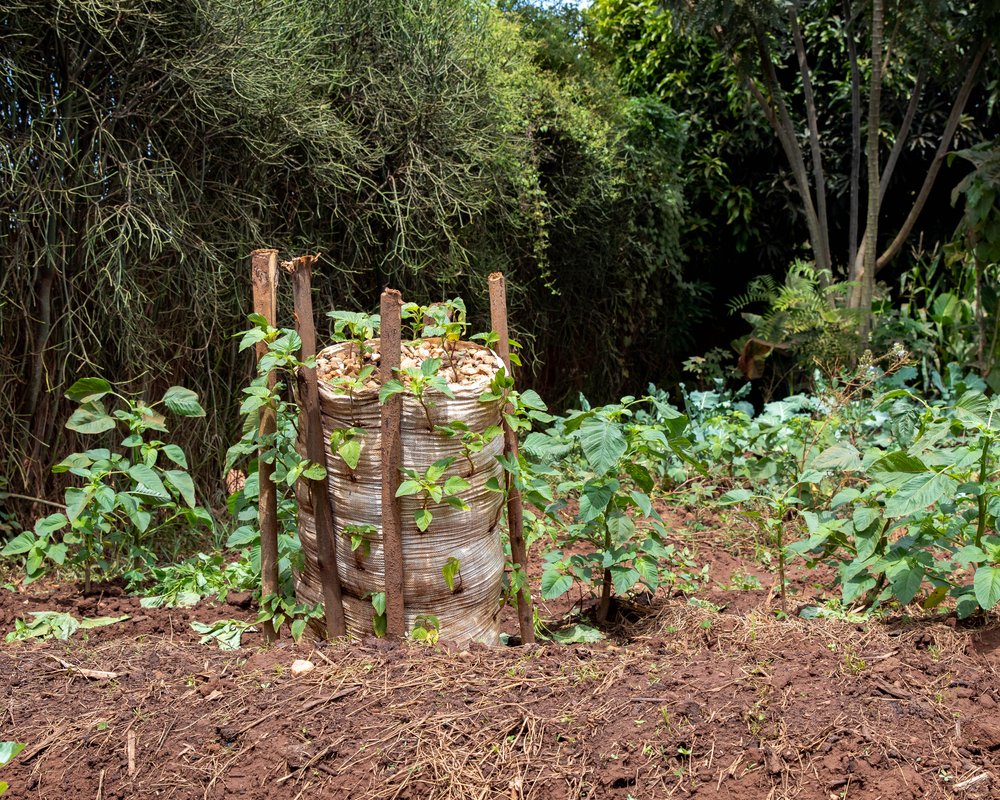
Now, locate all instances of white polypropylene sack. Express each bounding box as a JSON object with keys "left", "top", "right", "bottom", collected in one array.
[{"left": 296, "top": 339, "right": 506, "bottom": 644}]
